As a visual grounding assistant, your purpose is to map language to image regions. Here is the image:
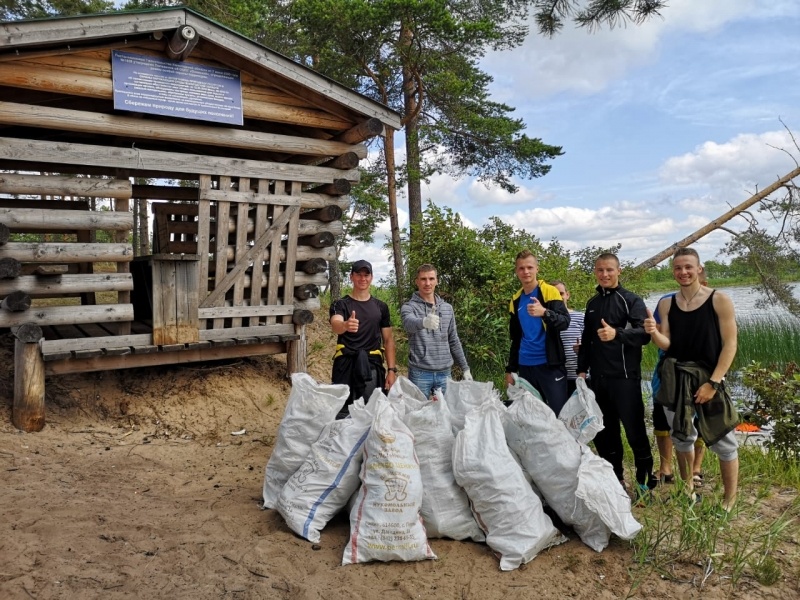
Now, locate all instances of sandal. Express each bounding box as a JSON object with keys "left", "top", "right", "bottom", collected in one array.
[
  {"left": 693, "top": 472, "right": 704, "bottom": 488},
  {"left": 657, "top": 472, "right": 675, "bottom": 485}
]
